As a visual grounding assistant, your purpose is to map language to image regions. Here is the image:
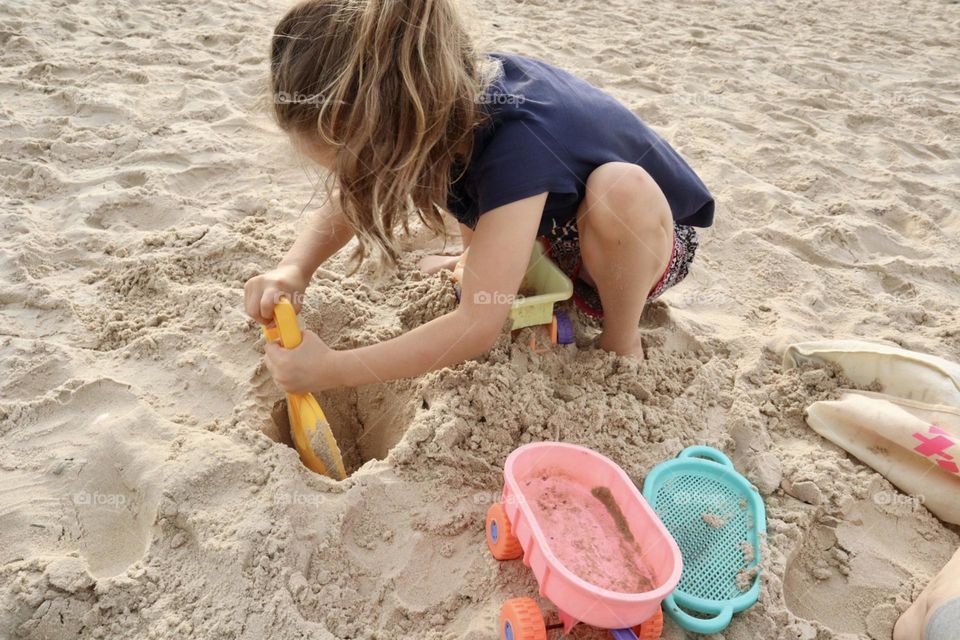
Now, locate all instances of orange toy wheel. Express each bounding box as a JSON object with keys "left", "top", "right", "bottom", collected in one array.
[
  {"left": 634, "top": 607, "right": 664, "bottom": 640},
  {"left": 486, "top": 503, "right": 522, "bottom": 560},
  {"left": 499, "top": 597, "right": 546, "bottom": 640}
]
